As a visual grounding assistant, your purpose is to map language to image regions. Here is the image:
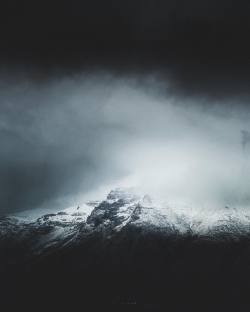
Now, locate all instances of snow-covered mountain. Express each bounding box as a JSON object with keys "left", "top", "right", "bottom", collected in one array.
[
  {"left": 1, "top": 188, "right": 250, "bottom": 254},
  {"left": 2, "top": 188, "right": 250, "bottom": 311}
]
